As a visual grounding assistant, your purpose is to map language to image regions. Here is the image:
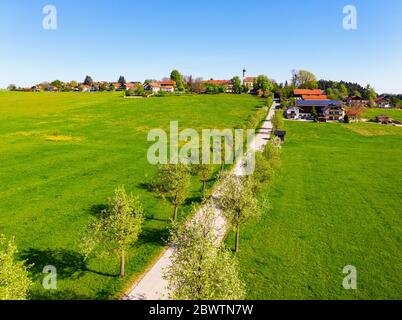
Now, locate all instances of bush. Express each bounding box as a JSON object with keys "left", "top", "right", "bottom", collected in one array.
[{"left": 272, "top": 110, "right": 284, "bottom": 131}]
